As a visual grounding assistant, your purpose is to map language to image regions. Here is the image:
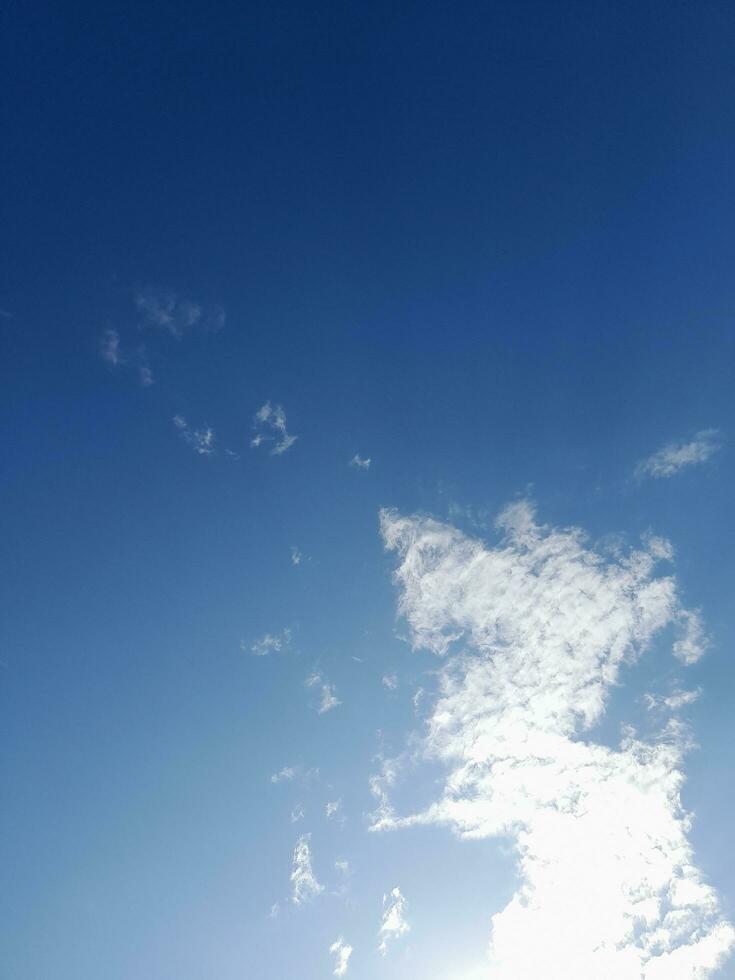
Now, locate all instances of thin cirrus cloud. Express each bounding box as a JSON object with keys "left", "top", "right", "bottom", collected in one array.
[
  {"left": 251, "top": 401, "right": 297, "bottom": 456},
  {"left": 100, "top": 328, "right": 154, "bottom": 386},
  {"left": 291, "top": 834, "right": 323, "bottom": 905},
  {"left": 245, "top": 628, "right": 292, "bottom": 657},
  {"left": 371, "top": 502, "right": 734, "bottom": 978},
  {"left": 378, "top": 887, "right": 410, "bottom": 955},
  {"left": 329, "top": 937, "right": 353, "bottom": 977},
  {"left": 349, "top": 453, "right": 371, "bottom": 470},
  {"left": 635, "top": 429, "right": 723, "bottom": 480},
  {"left": 134, "top": 286, "right": 225, "bottom": 337},
  {"left": 172, "top": 415, "right": 215, "bottom": 455},
  {"left": 305, "top": 672, "right": 341, "bottom": 714}
]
